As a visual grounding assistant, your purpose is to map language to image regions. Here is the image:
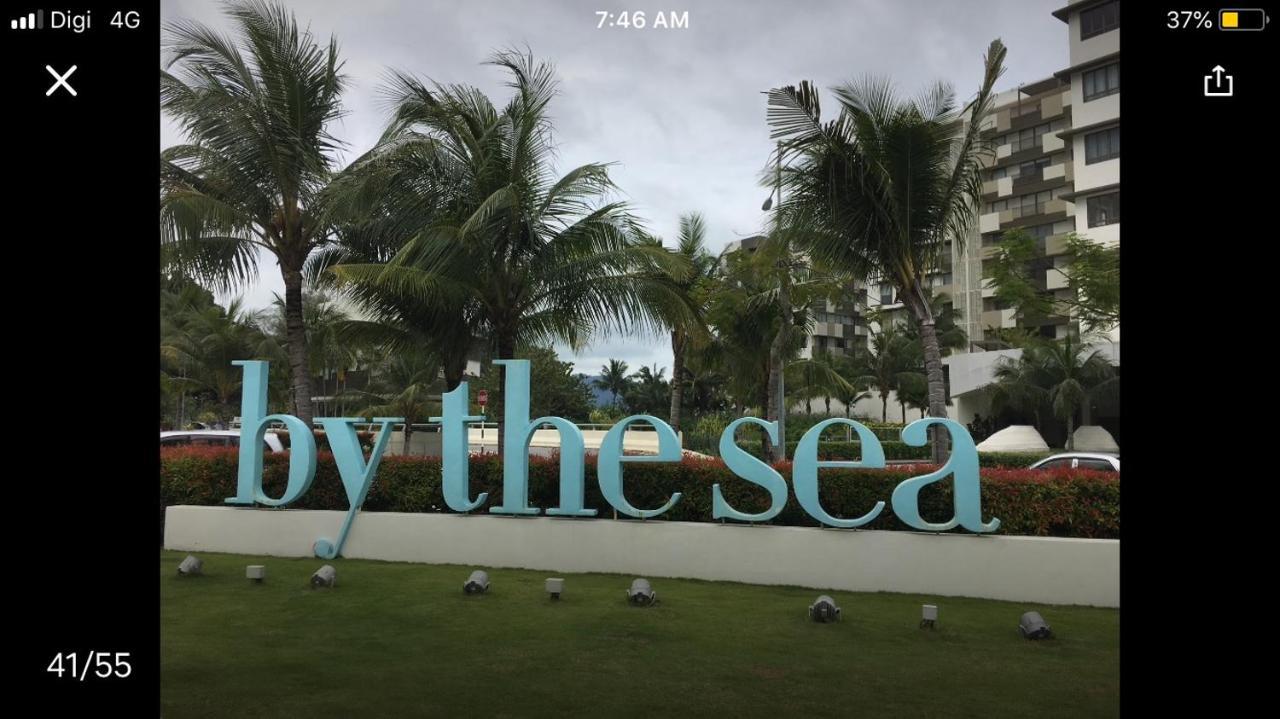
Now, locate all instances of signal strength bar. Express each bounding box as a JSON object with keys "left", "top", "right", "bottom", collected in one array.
[{"left": 11, "top": 10, "right": 44, "bottom": 30}]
